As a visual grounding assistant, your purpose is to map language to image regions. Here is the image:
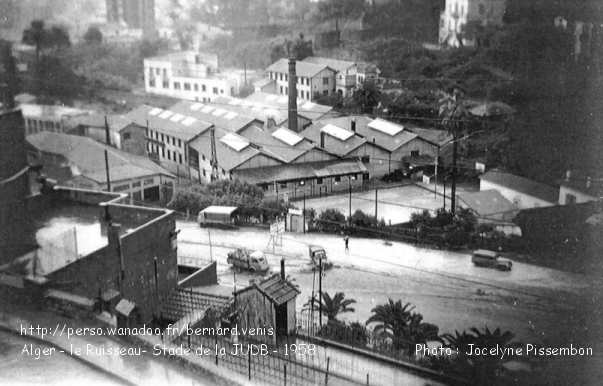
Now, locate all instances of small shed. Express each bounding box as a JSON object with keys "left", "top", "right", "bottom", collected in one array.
[
  {"left": 286, "top": 208, "right": 306, "bottom": 233},
  {"left": 115, "top": 299, "right": 140, "bottom": 329},
  {"left": 197, "top": 205, "right": 238, "bottom": 228},
  {"left": 234, "top": 273, "right": 300, "bottom": 344}
]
